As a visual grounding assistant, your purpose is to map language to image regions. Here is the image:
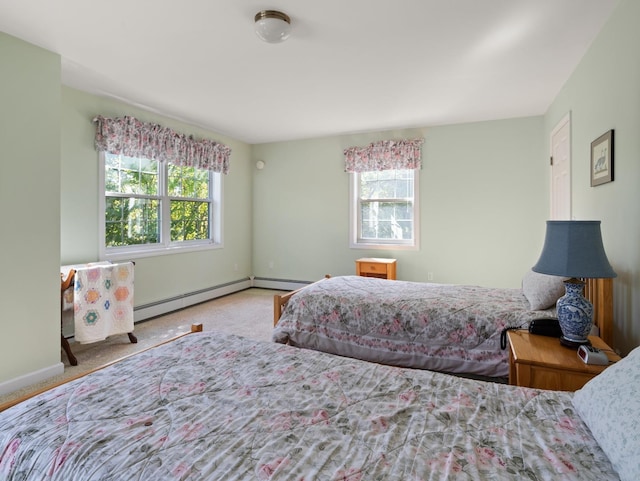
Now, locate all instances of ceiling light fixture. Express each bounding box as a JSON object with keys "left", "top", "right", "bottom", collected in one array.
[{"left": 254, "top": 10, "right": 291, "bottom": 43}]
